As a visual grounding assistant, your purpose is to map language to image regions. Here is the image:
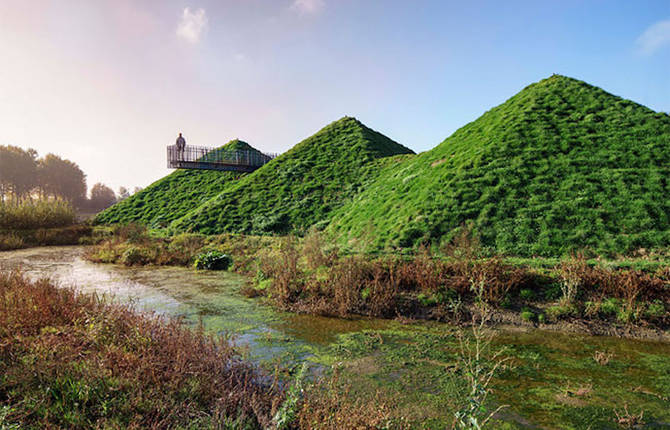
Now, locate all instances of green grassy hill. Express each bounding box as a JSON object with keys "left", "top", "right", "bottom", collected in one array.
[
  {"left": 170, "top": 117, "right": 414, "bottom": 234},
  {"left": 94, "top": 140, "right": 261, "bottom": 227},
  {"left": 328, "top": 75, "right": 670, "bottom": 256}
]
